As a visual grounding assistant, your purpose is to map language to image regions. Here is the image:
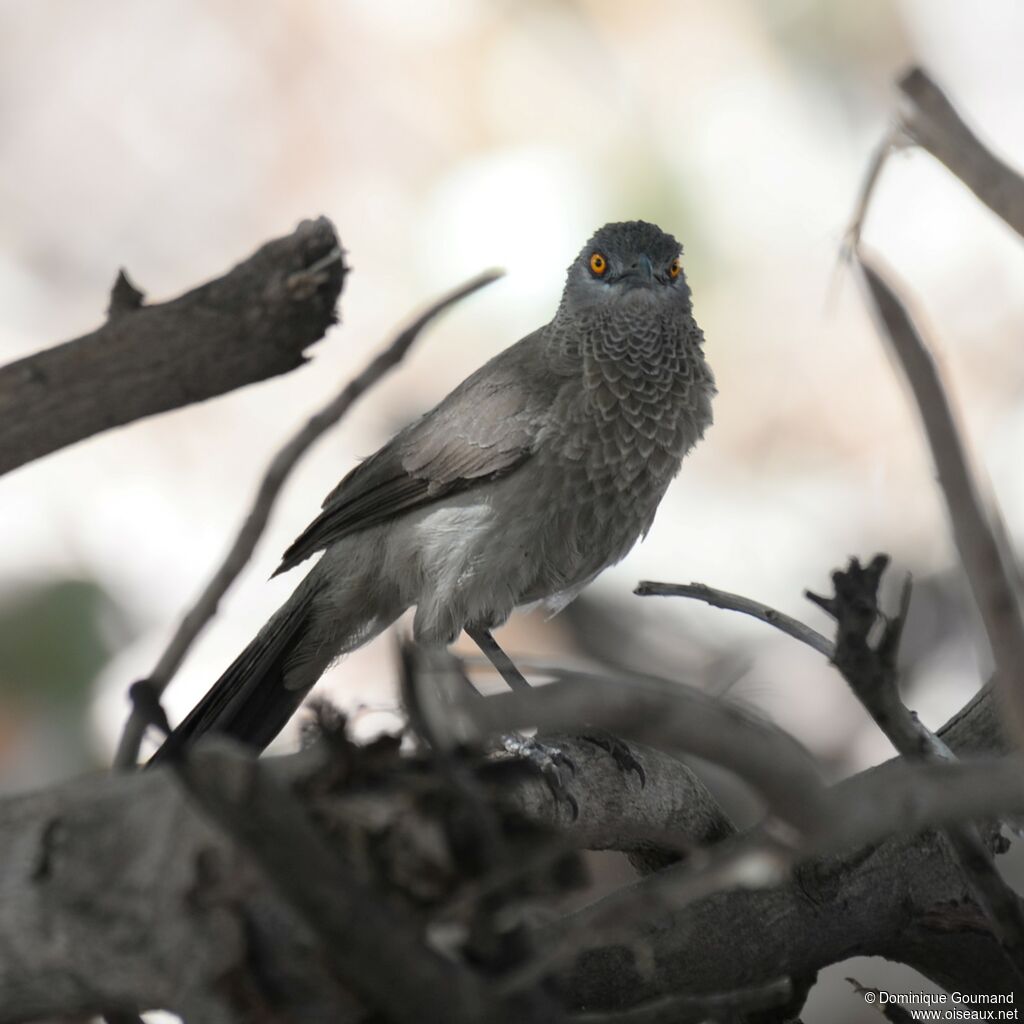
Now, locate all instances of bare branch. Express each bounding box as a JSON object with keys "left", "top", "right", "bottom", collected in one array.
[
  {"left": 856, "top": 255, "right": 1024, "bottom": 745},
  {"left": 0, "top": 217, "right": 345, "bottom": 476},
  {"left": 810, "top": 555, "right": 1024, "bottom": 981},
  {"left": 489, "top": 736, "right": 736, "bottom": 854},
  {"left": 635, "top": 579, "right": 833, "bottom": 659},
  {"left": 826, "top": 754, "right": 1024, "bottom": 849},
  {"left": 805, "top": 556, "right": 951, "bottom": 761},
  {"left": 515, "top": 751, "right": 1024, "bottom": 994},
  {"left": 112, "top": 268, "right": 503, "bottom": 768},
  {"left": 841, "top": 122, "right": 910, "bottom": 257},
  {"left": 846, "top": 68, "right": 1024, "bottom": 254},
  {"left": 898, "top": 67, "right": 1024, "bottom": 238},
  {"left": 3, "top": 719, "right": 1024, "bottom": 1018},
  {"left": 456, "top": 667, "right": 829, "bottom": 832},
  {"left": 404, "top": 643, "right": 736, "bottom": 865}
]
